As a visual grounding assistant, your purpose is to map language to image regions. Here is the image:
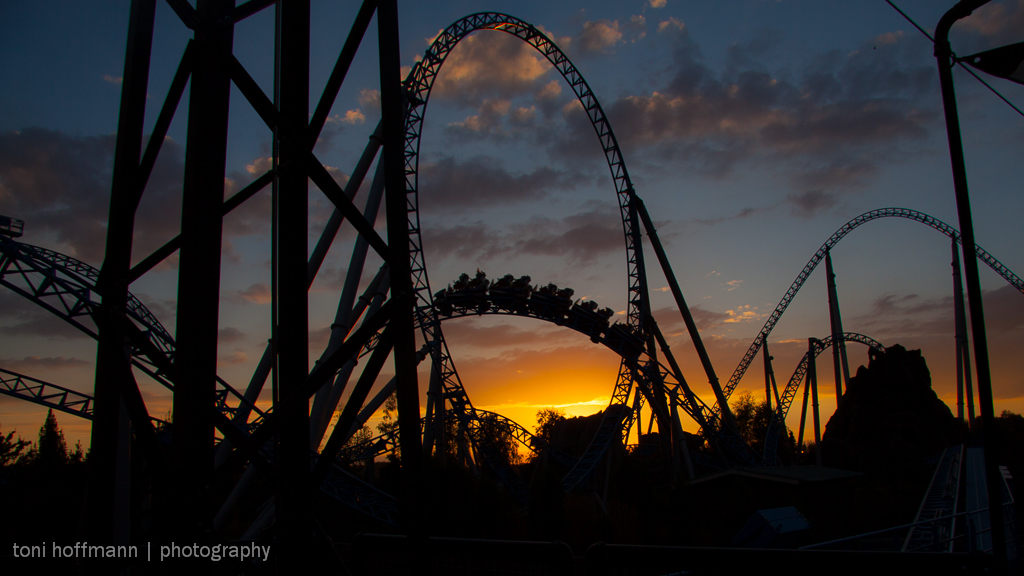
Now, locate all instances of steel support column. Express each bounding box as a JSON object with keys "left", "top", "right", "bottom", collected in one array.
[
  {"left": 952, "top": 239, "right": 975, "bottom": 426},
  {"left": 935, "top": 1, "right": 1005, "bottom": 564},
  {"left": 809, "top": 339, "right": 822, "bottom": 466},
  {"left": 377, "top": 0, "right": 424, "bottom": 534},
  {"left": 825, "top": 250, "right": 850, "bottom": 406},
  {"left": 634, "top": 198, "right": 736, "bottom": 429},
  {"left": 87, "top": 0, "right": 156, "bottom": 548},
  {"left": 797, "top": 369, "right": 810, "bottom": 463},
  {"left": 173, "top": 0, "right": 234, "bottom": 540},
  {"left": 274, "top": 0, "right": 311, "bottom": 569}
]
